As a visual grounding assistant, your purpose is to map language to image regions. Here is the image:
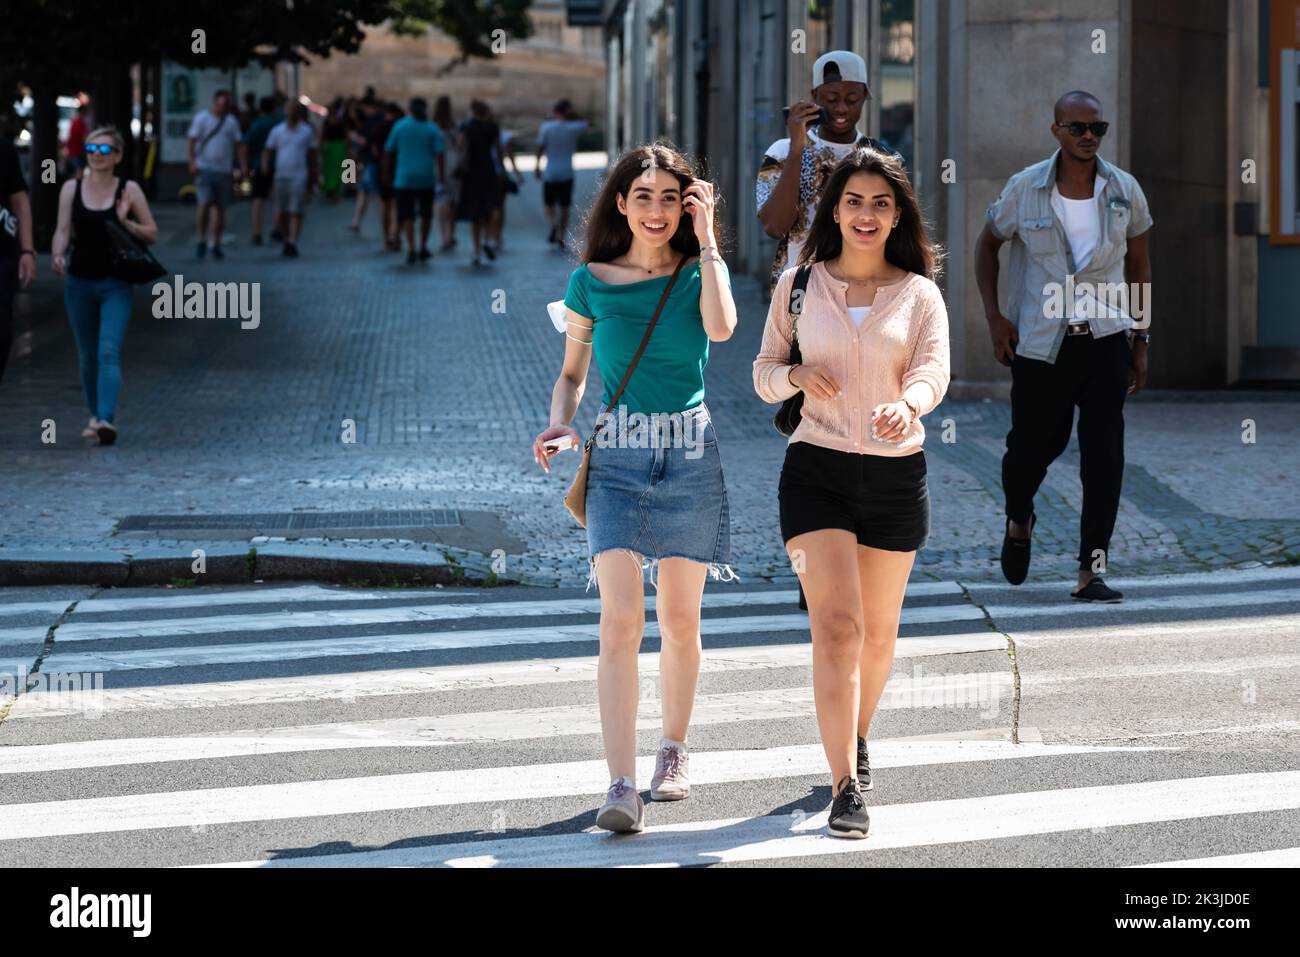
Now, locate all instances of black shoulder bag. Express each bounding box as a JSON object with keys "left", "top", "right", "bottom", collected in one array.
[
  {"left": 772, "top": 263, "right": 814, "bottom": 436},
  {"left": 103, "top": 179, "right": 167, "bottom": 284}
]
